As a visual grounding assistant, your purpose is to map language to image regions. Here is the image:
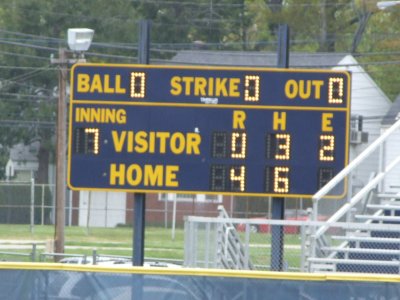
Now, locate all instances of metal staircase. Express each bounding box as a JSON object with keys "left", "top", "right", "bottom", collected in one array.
[
  {"left": 215, "top": 205, "right": 253, "bottom": 270},
  {"left": 307, "top": 118, "right": 400, "bottom": 274},
  {"left": 183, "top": 205, "right": 253, "bottom": 270}
]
